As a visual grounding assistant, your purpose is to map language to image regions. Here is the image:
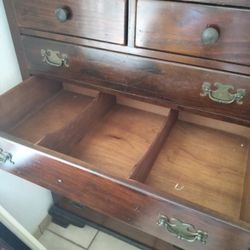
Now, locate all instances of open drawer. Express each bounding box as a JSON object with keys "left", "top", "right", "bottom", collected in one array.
[{"left": 0, "top": 77, "right": 250, "bottom": 250}]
